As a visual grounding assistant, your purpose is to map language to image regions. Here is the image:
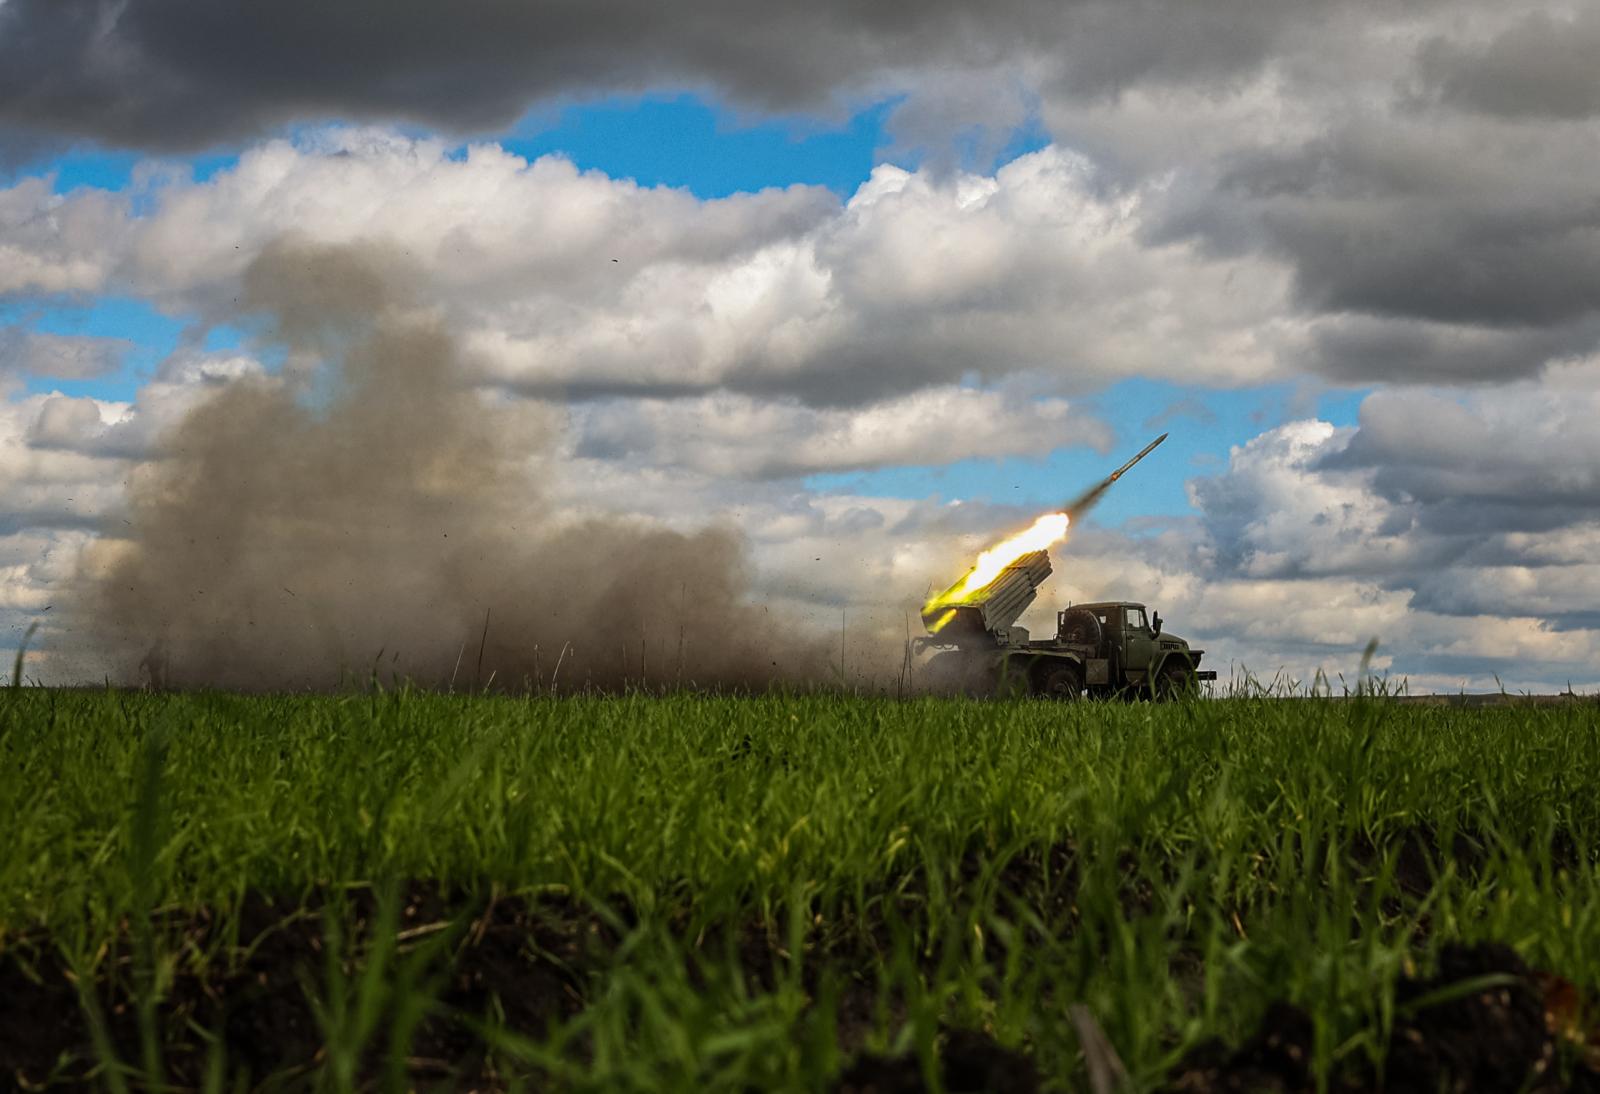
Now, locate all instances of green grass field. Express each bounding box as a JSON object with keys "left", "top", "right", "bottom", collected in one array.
[{"left": 3, "top": 687, "right": 1598, "bottom": 1091}]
